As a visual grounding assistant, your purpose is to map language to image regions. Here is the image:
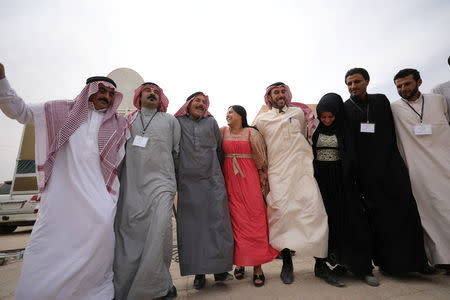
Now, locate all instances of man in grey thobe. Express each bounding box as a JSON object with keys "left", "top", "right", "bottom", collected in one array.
[
  {"left": 114, "top": 82, "right": 180, "bottom": 299},
  {"left": 174, "top": 91, "right": 234, "bottom": 290}
]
